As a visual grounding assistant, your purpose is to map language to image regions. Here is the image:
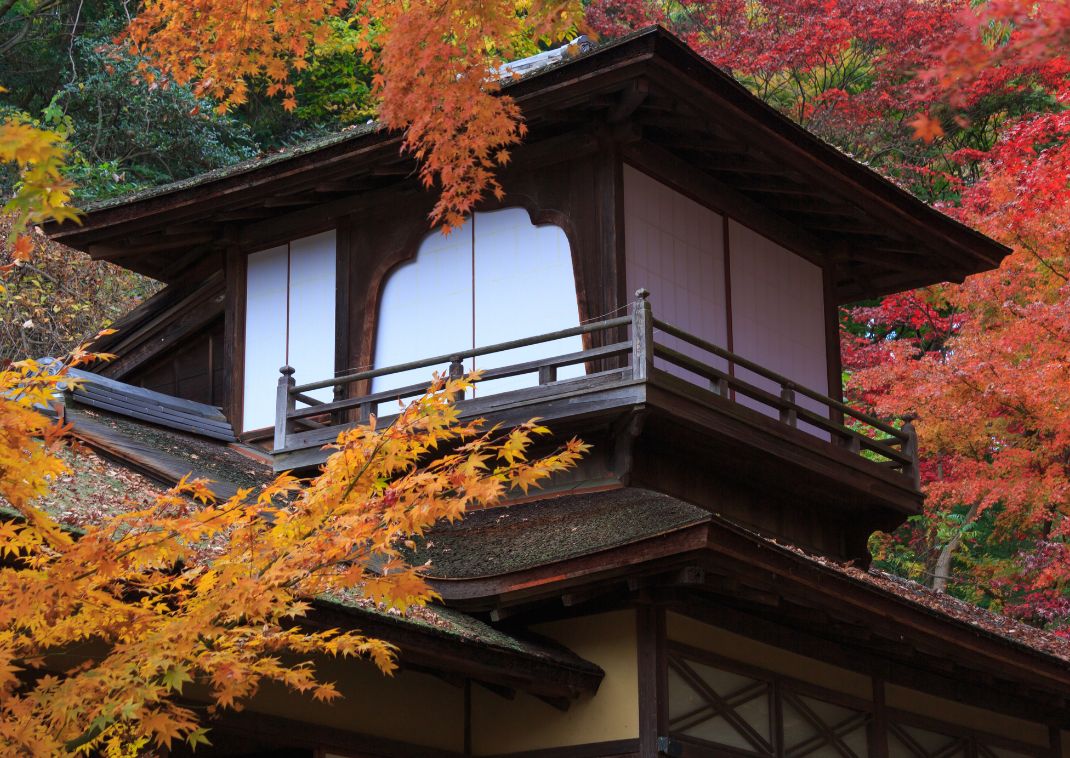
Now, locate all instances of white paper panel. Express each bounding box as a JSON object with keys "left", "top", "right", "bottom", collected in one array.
[
  {"left": 372, "top": 218, "right": 475, "bottom": 400},
  {"left": 243, "top": 245, "right": 289, "bottom": 431},
  {"left": 288, "top": 230, "right": 337, "bottom": 404},
  {"left": 372, "top": 209, "right": 582, "bottom": 405},
  {"left": 473, "top": 208, "right": 582, "bottom": 396},
  {"left": 623, "top": 165, "right": 729, "bottom": 382},
  {"left": 729, "top": 220, "right": 829, "bottom": 436}
]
